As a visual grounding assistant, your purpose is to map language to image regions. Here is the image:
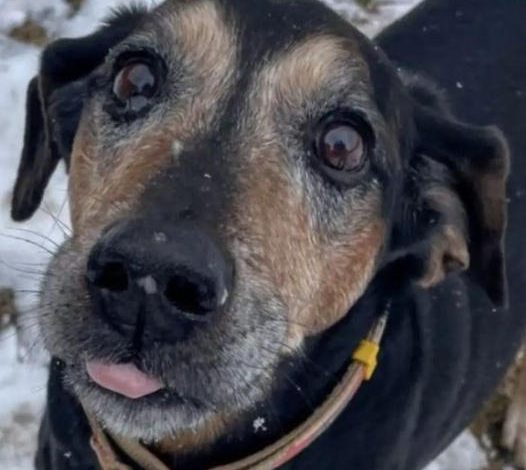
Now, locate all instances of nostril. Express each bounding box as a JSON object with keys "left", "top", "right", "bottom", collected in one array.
[
  {"left": 165, "top": 271, "right": 216, "bottom": 316},
  {"left": 93, "top": 262, "right": 129, "bottom": 292}
]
